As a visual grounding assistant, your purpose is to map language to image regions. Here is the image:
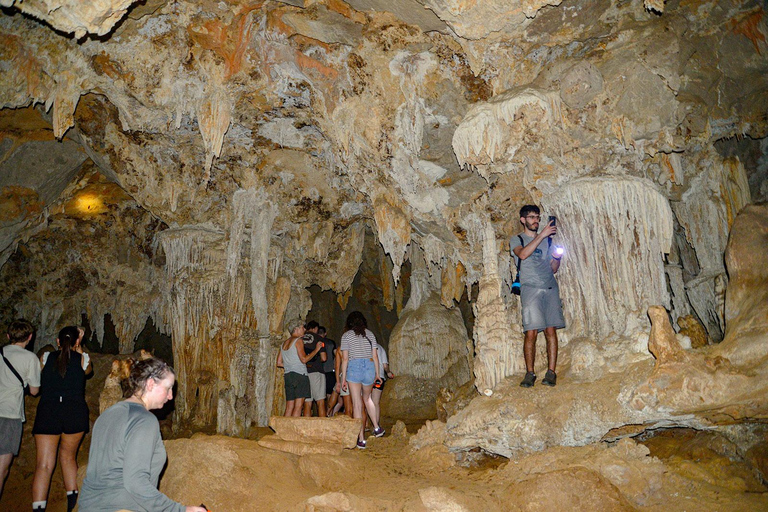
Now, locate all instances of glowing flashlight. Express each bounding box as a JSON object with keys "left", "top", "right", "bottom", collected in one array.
[{"left": 554, "top": 246, "right": 565, "bottom": 257}]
